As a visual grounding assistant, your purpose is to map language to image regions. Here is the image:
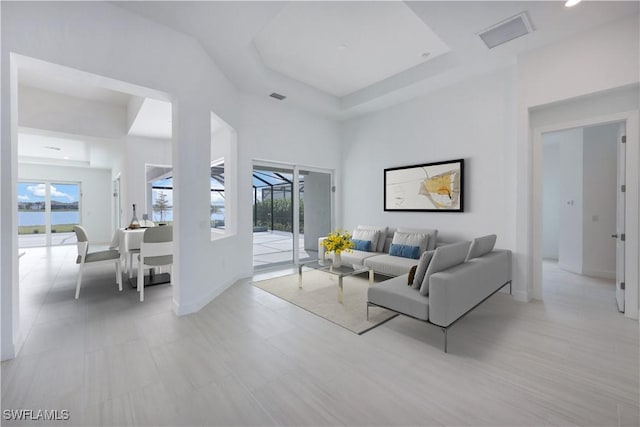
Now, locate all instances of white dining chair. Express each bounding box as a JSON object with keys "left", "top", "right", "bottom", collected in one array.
[
  {"left": 137, "top": 226, "right": 173, "bottom": 302},
  {"left": 73, "top": 225, "right": 122, "bottom": 299}
]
